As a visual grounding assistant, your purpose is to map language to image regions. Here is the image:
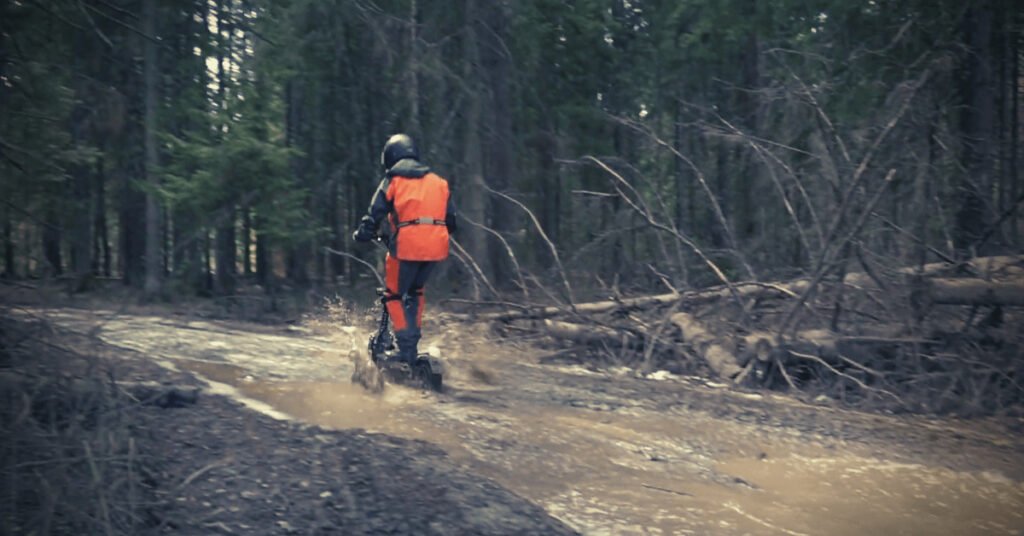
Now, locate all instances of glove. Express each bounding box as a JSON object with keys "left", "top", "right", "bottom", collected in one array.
[{"left": 352, "top": 216, "right": 375, "bottom": 242}]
